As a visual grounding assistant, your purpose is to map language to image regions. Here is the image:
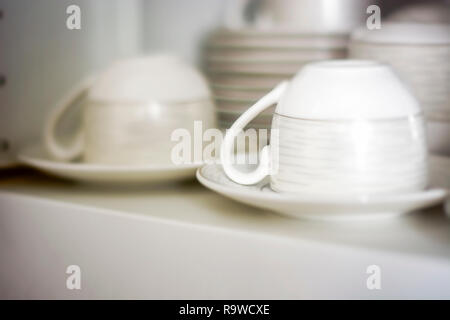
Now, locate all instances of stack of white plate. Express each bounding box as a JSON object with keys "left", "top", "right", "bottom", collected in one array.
[
  {"left": 204, "top": 29, "right": 348, "bottom": 130},
  {"left": 387, "top": 2, "right": 450, "bottom": 24},
  {"left": 349, "top": 23, "right": 450, "bottom": 155}
]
